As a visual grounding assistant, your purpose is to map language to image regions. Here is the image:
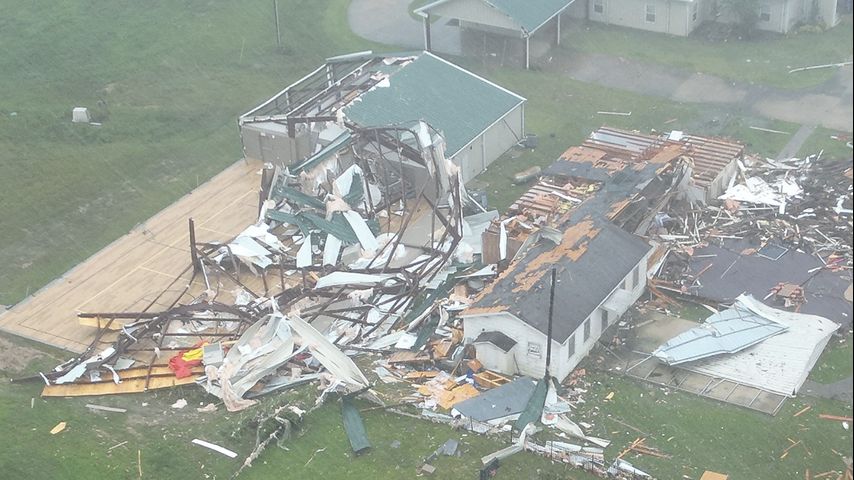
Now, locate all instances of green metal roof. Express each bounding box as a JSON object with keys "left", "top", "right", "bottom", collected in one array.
[
  {"left": 417, "top": 0, "right": 573, "bottom": 33},
  {"left": 486, "top": 0, "right": 574, "bottom": 32},
  {"left": 344, "top": 52, "right": 524, "bottom": 156}
]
